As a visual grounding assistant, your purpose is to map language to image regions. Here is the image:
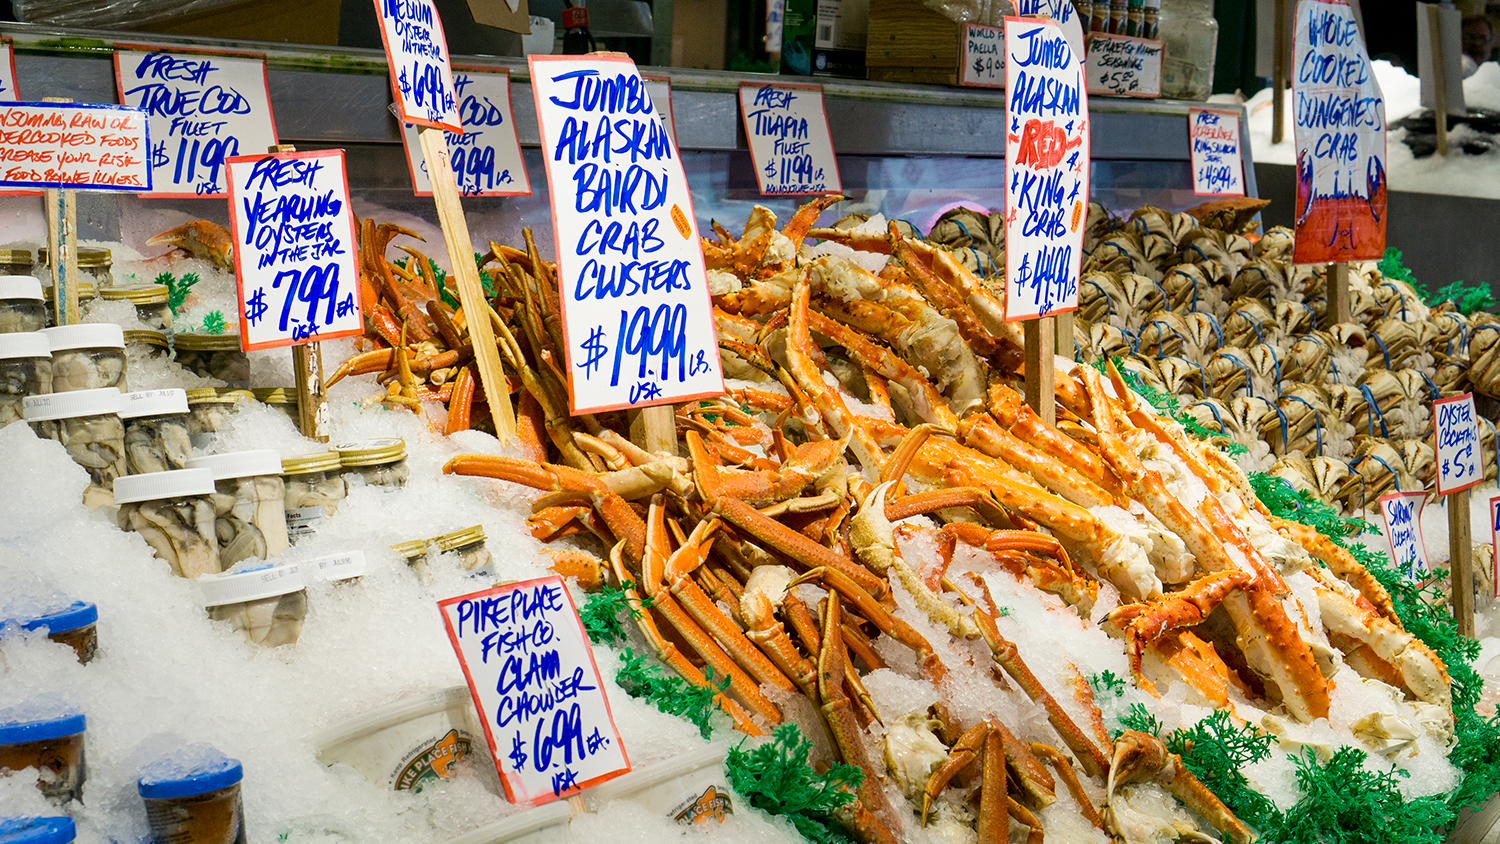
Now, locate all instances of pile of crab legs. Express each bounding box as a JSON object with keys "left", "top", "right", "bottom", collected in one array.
[{"left": 329, "top": 199, "right": 1455, "bottom": 844}]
